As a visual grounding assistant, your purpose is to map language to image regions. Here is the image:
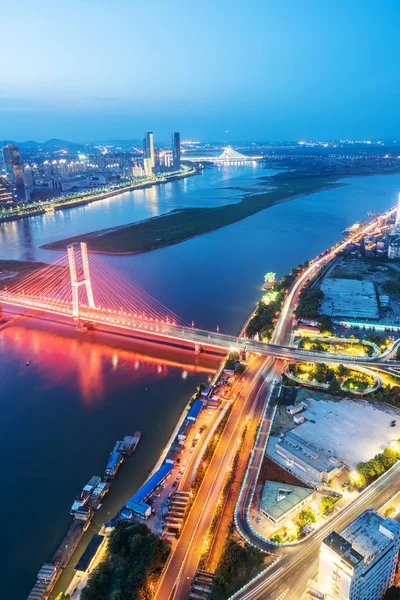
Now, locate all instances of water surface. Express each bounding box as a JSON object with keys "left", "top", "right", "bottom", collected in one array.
[{"left": 1, "top": 167, "right": 400, "bottom": 598}]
